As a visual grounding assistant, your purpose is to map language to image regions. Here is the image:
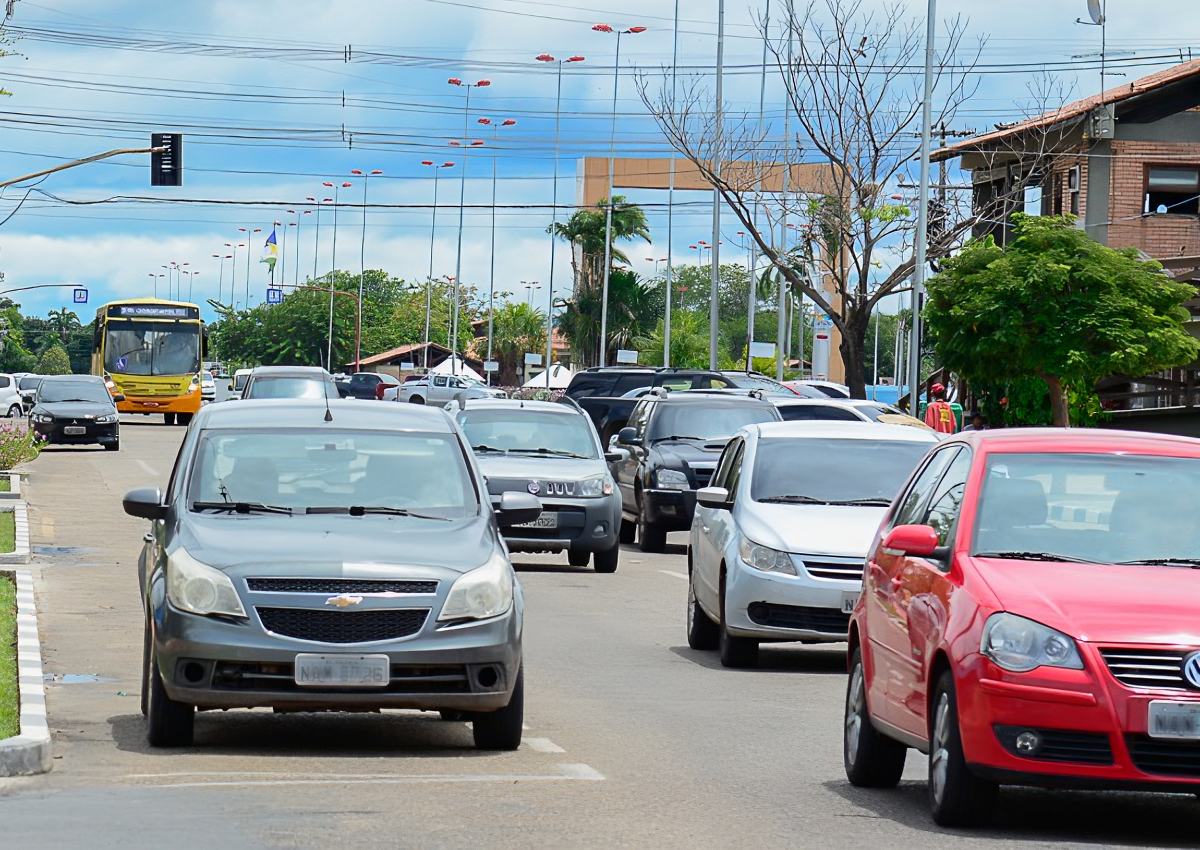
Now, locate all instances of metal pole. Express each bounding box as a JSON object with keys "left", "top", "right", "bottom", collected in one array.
[
  {"left": 451, "top": 87, "right": 473, "bottom": 376},
  {"left": 327, "top": 184, "right": 341, "bottom": 373},
  {"left": 545, "top": 62, "right": 564, "bottom": 388},
  {"left": 907, "top": 0, "right": 936, "bottom": 405},
  {"left": 872, "top": 307, "right": 880, "bottom": 399},
  {"left": 279, "top": 221, "right": 287, "bottom": 287},
  {"left": 599, "top": 32, "right": 622, "bottom": 368},
  {"left": 745, "top": 0, "right": 769, "bottom": 373},
  {"left": 708, "top": 0, "right": 726, "bottom": 371},
  {"left": 217, "top": 258, "right": 224, "bottom": 305},
  {"left": 244, "top": 233, "right": 252, "bottom": 309},
  {"left": 358, "top": 175, "right": 369, "bottom": 372},
  {"left": 294, "top": 210, "right": 302, "bottom": 287},
  {"left": 488, "top": 129, "right": 499, "bottom": 386},
  {"left": 776, "top": 21, "right": 793, "bottom": 380},
  {"left": 664, "top": 0, "right": 679, "bottom": 368},
  {"left": 424, "top": 167, "right": 441, "bottom": 370},
  {"left": 312, "top": 201, "right": 322, "bottom": 283}
]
